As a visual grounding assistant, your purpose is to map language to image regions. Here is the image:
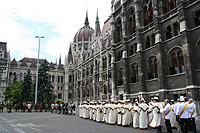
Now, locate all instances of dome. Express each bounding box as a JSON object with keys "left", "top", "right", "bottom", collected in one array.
[
  {"left": 74, "top": 26, "right": 94, "bottom": 43},
  {"left": 73, "top": 11, "right": 94, "bottom": 43}
]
